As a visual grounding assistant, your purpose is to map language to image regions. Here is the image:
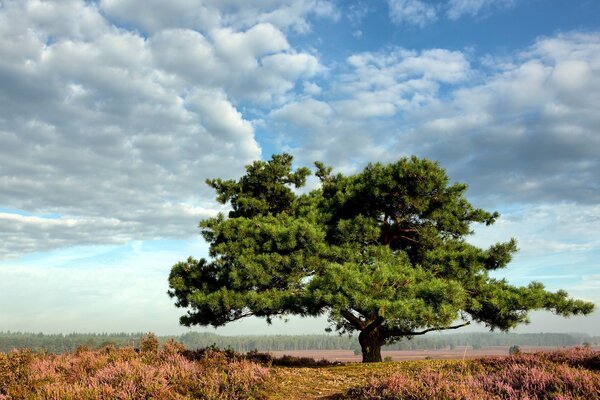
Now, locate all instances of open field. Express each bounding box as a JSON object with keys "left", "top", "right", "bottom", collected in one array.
[
  {"left": 270, "top": 345, "right": 600, "bottom": 362},
  {"left": 270, "top": 349, "right": 600, "bottom": 399},
  {"left": 1, "top": 338, "right": 598, "bottom": 399}
]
